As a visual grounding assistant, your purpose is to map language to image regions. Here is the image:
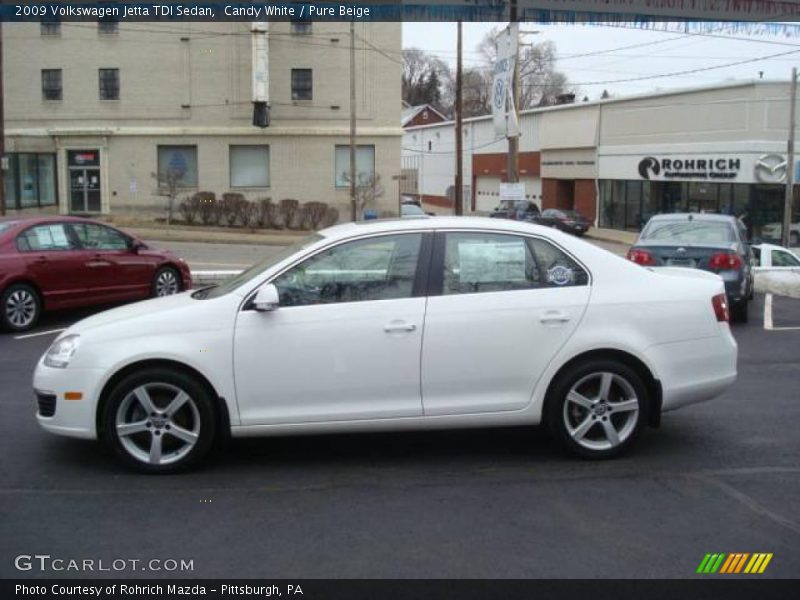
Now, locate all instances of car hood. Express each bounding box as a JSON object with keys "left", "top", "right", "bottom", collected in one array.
[{"left": 64, "top": 292, "right": 203, "bottom": 337}]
